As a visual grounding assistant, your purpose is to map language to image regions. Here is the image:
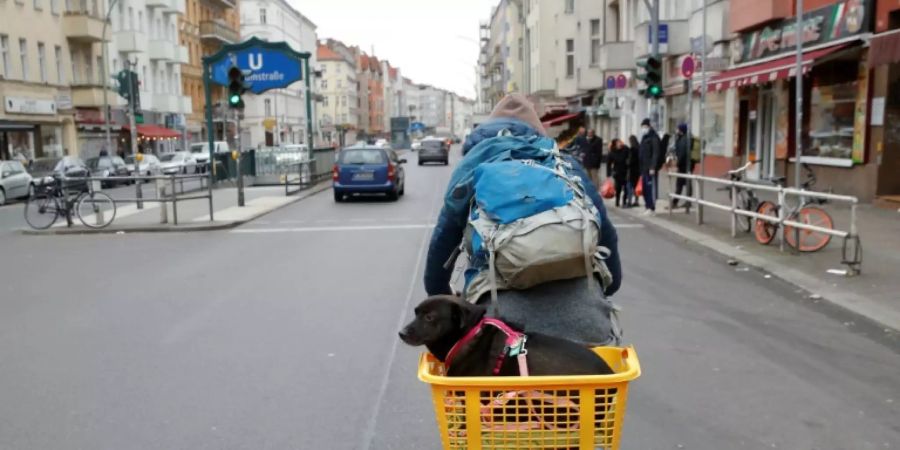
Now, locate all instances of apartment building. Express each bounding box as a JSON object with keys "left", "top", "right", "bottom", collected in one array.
[
  {"left": 358, "top": 53, "right": 383, "bottom": 136},
  {"left": 483, "top": 0, "right": 525, "bottom": 107},
  {"left": 522, "top": 0, "right": 563, "bottom": 114},
  {"left": 317, "top": 39, "right": 358, "bottom": 146},
  {"left": 240, "top": 0, "right": 317, "bottom": 147},
  {"left": 1, "top": 0, "right": 81, "bottom": 160},
  {"left": 180, "top": 0, "right": 239, "bottom": 143}
]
